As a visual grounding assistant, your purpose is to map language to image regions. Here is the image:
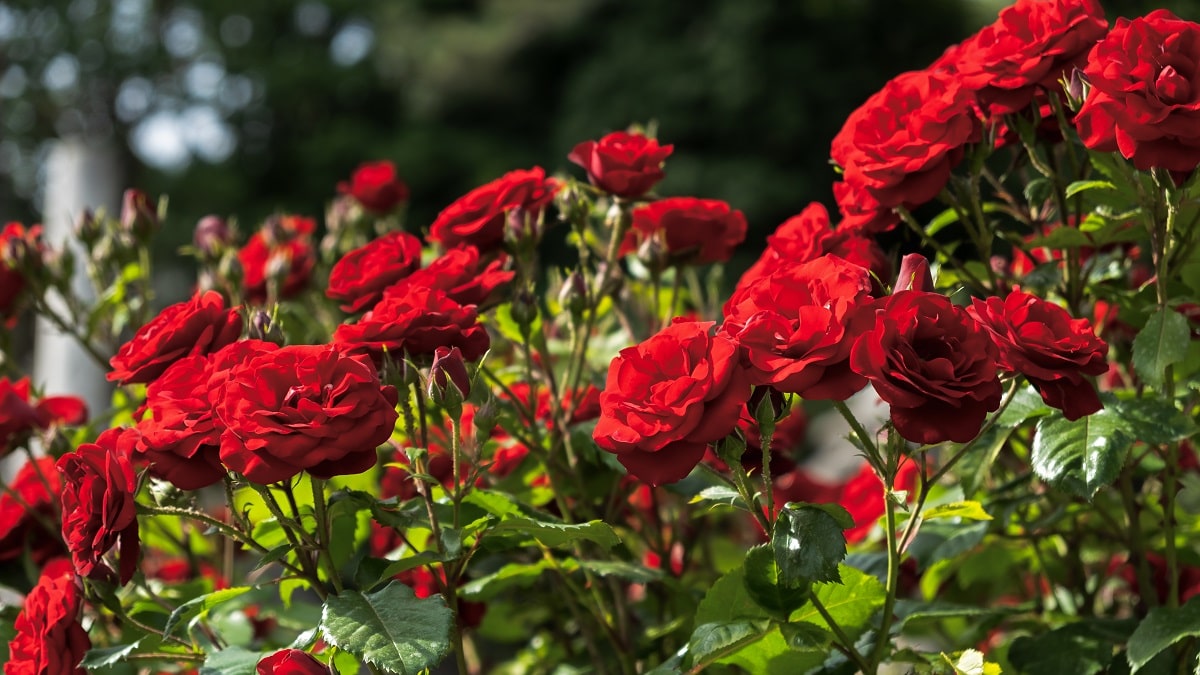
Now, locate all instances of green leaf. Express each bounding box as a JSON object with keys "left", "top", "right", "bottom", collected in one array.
[
  {"left": 790, "top": 565, "right": 886, "bottom": 640},
  {"left": 695, "top": 567, "right": 771, "bottom": 626},
  {"left": 690, "top": 485, "right": 749, "bottom": 511},
  {"left": 320, "top": 582, "right": 453, "bottom": 674},
  {"left": 1133, "top": 309, "right": 1191, "bottom": 387},
  {"left": 1104, "top": 395, "right": 1198, "bottom": 445},
  {"left": 163, "top": 586, "right": 254, "bottom": 637},
  {"left": 922, "top": 501, "right": 992, "bottom": 522},
  {"left": 894, "top": 600, "right": 1020, "bottom": 628},
  {"left": 200, "top": 646, "right": 268, "bottom": 675},
  {"left": 684, "top": 620, "right": 772, "bottom": 670},
  {"left": 485, "top": 518, "right": 621, "bottom": 548},
  {"left": 460, "top": 561, "right": 553, "bottom": 601},
  {"left": 995, "top": 386, "right": 1053, "bottom": 428},
  {"left": 578, "top": 560, "right": 664, "bottom": 584},
  {"left": 1127, "top": 596, "right": 1200, "bottom": 671},
  {"left": 354, "top": 551, "right": 445, "bottom": 592},
  {"left": 772, "top": 502, "right": 851, "bottom": 585},
  {"left": 743, "top": 545, "right": 811, "bottom": 619},
  {"left": 1009, "top": 623, "right": 1116, "bottom": 675},
  {"left": 79, "top": 641, "right": 142, "bottom": 668},
  {"left": 1032, "top": 410, "right": 1130, "bottom": 499},
  {"left": 1064, "top": 179, "right": 1116, "bottom": 199},
  {"left": 1030, "top": 226, "right": 1093, "bottom": 249}
]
